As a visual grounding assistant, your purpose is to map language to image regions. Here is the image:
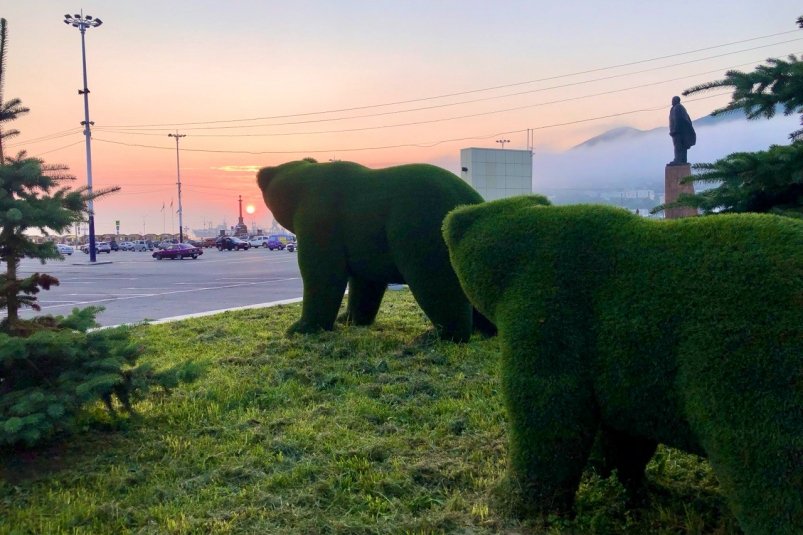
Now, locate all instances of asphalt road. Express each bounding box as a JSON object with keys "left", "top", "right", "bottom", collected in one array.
[{"left": 13, "top": 247, "right": 303, "bottom": 327}]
